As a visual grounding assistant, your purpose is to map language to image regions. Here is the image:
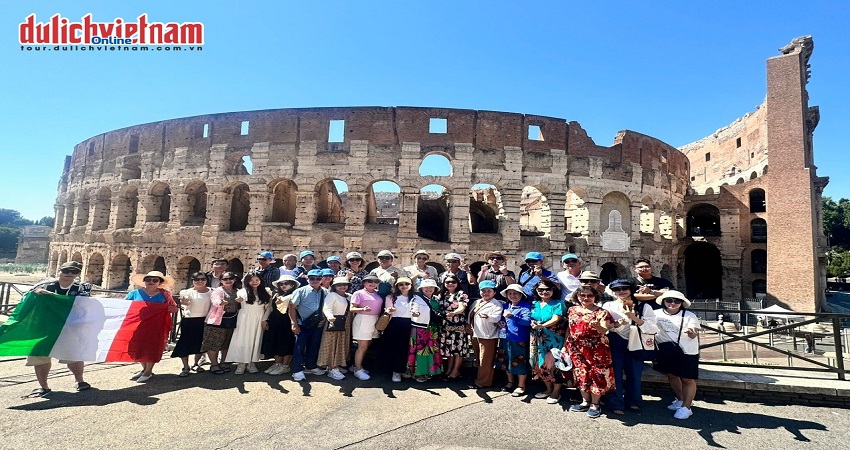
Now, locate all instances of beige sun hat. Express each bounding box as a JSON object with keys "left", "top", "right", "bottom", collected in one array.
[
  {"left": 272, "top": 274, "right": 299, "bottom": 288},
  {"left": 130, "top": 271, "right": 175, "bottom": 289},
  {"left": 657, "top": 290, "right": 692, "bottom": 308},
  {"left": 500, "top": 283, "right": 526, "bottom": 299}
]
